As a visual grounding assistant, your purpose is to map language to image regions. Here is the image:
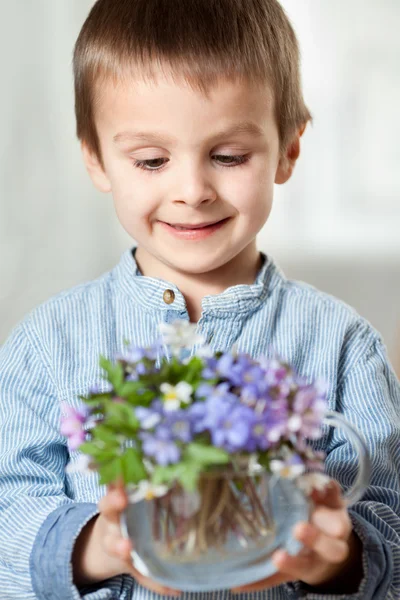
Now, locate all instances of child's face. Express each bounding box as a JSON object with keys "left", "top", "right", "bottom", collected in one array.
[{"left": 83, "top": 68, "right": 298, "bottom": 277}]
